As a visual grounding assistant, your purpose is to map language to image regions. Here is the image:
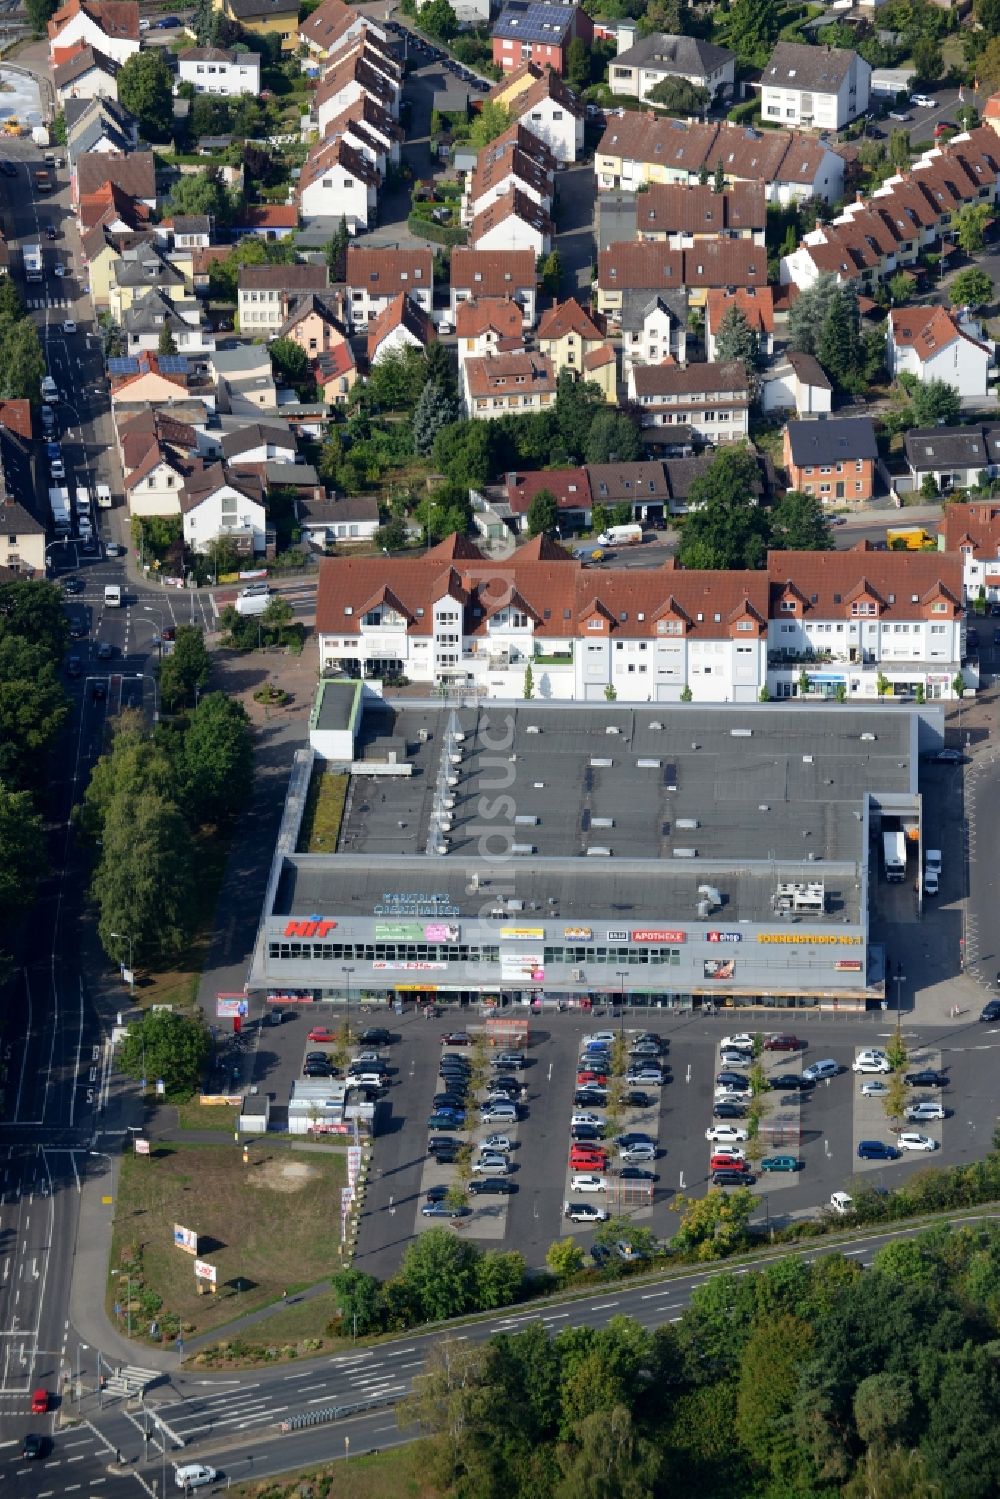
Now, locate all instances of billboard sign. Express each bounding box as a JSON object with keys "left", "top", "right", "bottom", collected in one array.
[
  {"left": 500, "top": 952, "right": 544, "bottom": 983},
  {"left": 194, "top": 1259, "right": 217, "bottom": 1285},
  {"left": 216, "top": 995, "right": 249, "bottom": 1018},
  {"left": 500, "top": 927, "right": 545, "bottom": 940},
  {"left": 173, "top": 1224, "right": 198, "bottom": 1255},
  {"left": 134, "top": 1138, "right": 150, "bottom": 1156},
  {"left": 704, "top": 958, "right": 736, "bottom": 980},
  {"left": 374, "top": 922, "right": 460, "bottom": 942},
  {"left": 632, "top": 929, "right": 685, "bottom": 943}
]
